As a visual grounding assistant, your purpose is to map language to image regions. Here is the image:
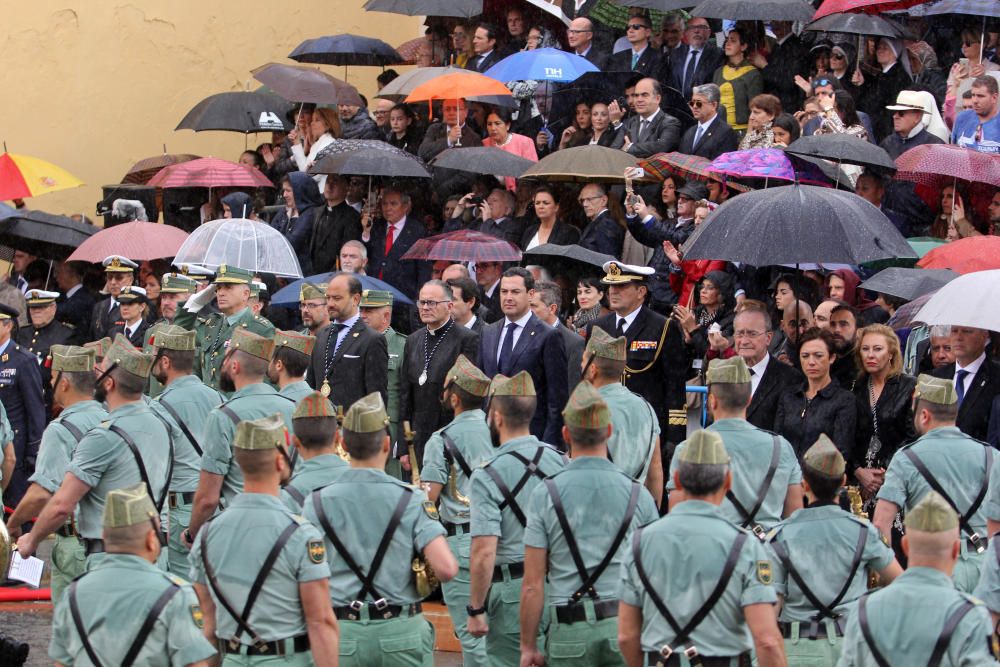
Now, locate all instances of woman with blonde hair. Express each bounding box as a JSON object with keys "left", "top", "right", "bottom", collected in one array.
[{"left": 290, "top": 106, "right": 341, "bottom": 190}]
